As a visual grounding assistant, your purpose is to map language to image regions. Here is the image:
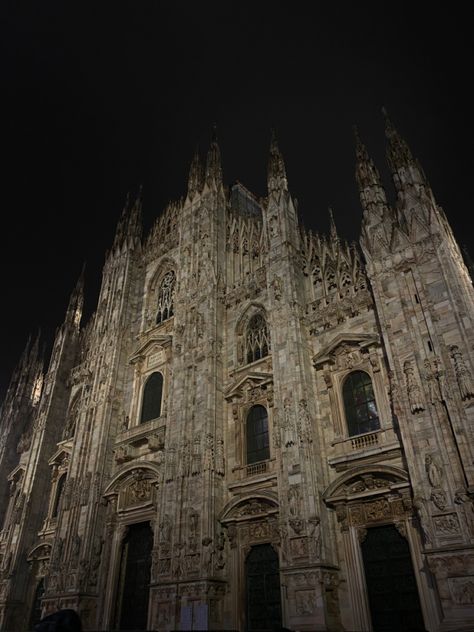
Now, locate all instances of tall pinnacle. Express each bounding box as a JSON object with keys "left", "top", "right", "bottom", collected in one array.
[
  {"left": 354, "top": 125, "right": 389, "bottom": 223},
  {"left": 187, "top": 147, "right": 204, "bottom": 197},
  {"left": 328, "top": 207, "right": 339, "bottom": 244},
  {"left": 205, "top": 125, "right": 223, "bottom": 186},
  {"left": 267, "top": 129, "right": 288, "bottom": 193}
]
